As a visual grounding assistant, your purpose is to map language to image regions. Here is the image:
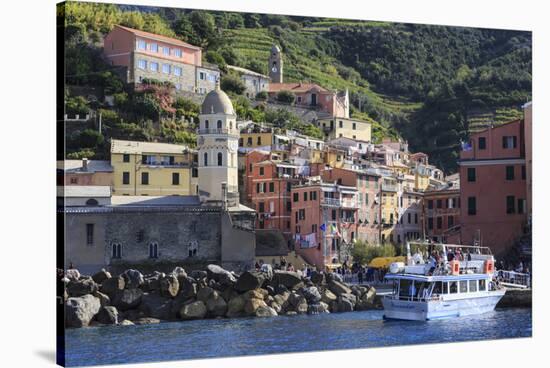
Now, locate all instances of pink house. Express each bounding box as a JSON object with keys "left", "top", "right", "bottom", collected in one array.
[{"left": 103, "top": 25, "right": 219, "bottom": 93}]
